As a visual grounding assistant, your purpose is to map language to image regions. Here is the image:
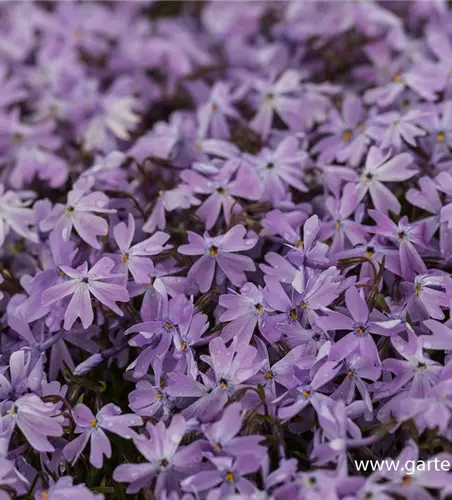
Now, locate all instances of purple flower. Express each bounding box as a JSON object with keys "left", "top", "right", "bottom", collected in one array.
[
  {"left": 355, "top": 146, "right": 415, "bottom": 214},
  {"left": 1, "top": 394, "right": 64, "bottom": 452},
  {"left": 201, "top": 402, "right": 265, "bottom": 458},
  {"left": 368, "top": 209, "right": 428, "bottom": 280},
  {"left": 41, "top": 257, "right": 129, "bottom": 330},
  {"left": 178, "top": 225, "right": 257, "bottom": 293},
  {"left": 63, "top": 403, "right": 143, "bottom": 468},
  {"left": 369, "top": 109, "right": 427, "bottom": 151},
  {"left": 40, "top": 180, "right": 115, "bottom": 249},
  {"left": 245, "top": 136, "right": 308, "bottom": 205},
  {"left": 313, "top": 94, "right": 371, "bottom": 167},
  {"left": 181, "top": 454, "right": 261, "bottom": 497},
  {"left": 250, "top": 70, "right": 302, "bottom": 139},
  {"left": 0, "top": 184, "right": 37, "bottom": 245},
  {"left": 35, "top": 476, "right": 104, "bottom": 500},
  {"left": 113, "top": 415, "right": 202, "bottom": 495},
  {"left": 219, "top": 282, "right": 268, "bottom": 345},
  {"left": 113, "top": 214, "right": 171, "bottom": 283},
  {"left": 317, "top": 286, "right": 400, "bottom": 366},
  {"left": 181, "top": 162, "right": 261, "bottom": 230}
]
